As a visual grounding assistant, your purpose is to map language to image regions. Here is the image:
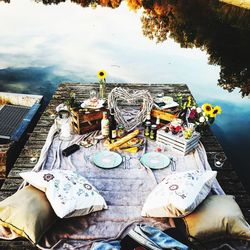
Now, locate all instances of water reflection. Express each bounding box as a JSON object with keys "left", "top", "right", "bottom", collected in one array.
[
  {"left": 140, "top": 0, "right": 250, "bottom": 97},
  {"left": 29, "top": 0, "right": 250, "bottom": 97},
  {"left": 0, "top": 67, "right": 63, "bottom": 103}
]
